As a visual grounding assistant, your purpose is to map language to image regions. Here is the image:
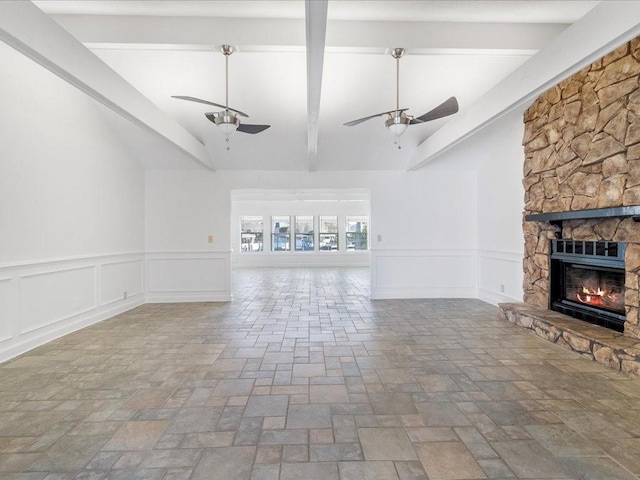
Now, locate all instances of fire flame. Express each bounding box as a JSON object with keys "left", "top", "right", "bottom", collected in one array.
[{"left": 576, "top": 286, "right": 618, "bottom": 307}]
